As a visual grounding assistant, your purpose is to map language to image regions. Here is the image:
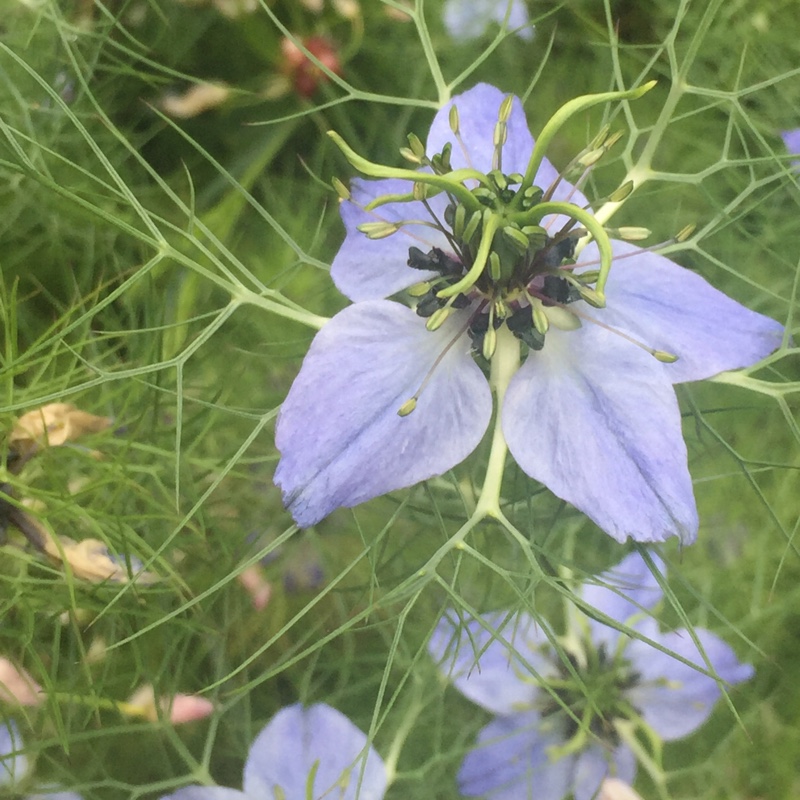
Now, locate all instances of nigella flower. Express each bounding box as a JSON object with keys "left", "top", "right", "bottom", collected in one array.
[
  {"left": 427, "top": 551, "right": 754, "bottom": 800},
  {"left": 0, "top": 721, "right": 83, "bottom": 799},
  {"left": 159, "top": 703, "right": 387, "bottom": 799},
  {"left": 274, "top": 83, "right": 783, "bottom": 541},
  {"left": 781, "top": 128, "right": 800, "bottom": 155},
  {"left": 781, "top": 128, "right": 800, "bottom": 169},
  {"left": 443, "top": 0, "right": 533, "bottom": 41}
]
